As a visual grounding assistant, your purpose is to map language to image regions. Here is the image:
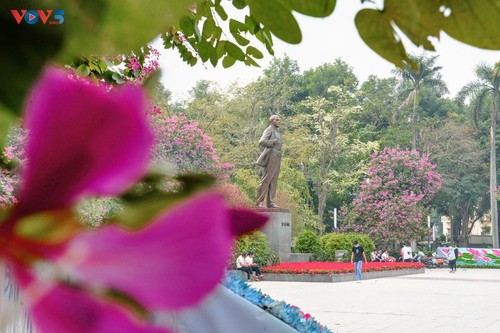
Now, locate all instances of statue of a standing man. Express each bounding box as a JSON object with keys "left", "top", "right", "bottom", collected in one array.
[{"left": 255, "top": 115, "right": 282, "bottom": 208}]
